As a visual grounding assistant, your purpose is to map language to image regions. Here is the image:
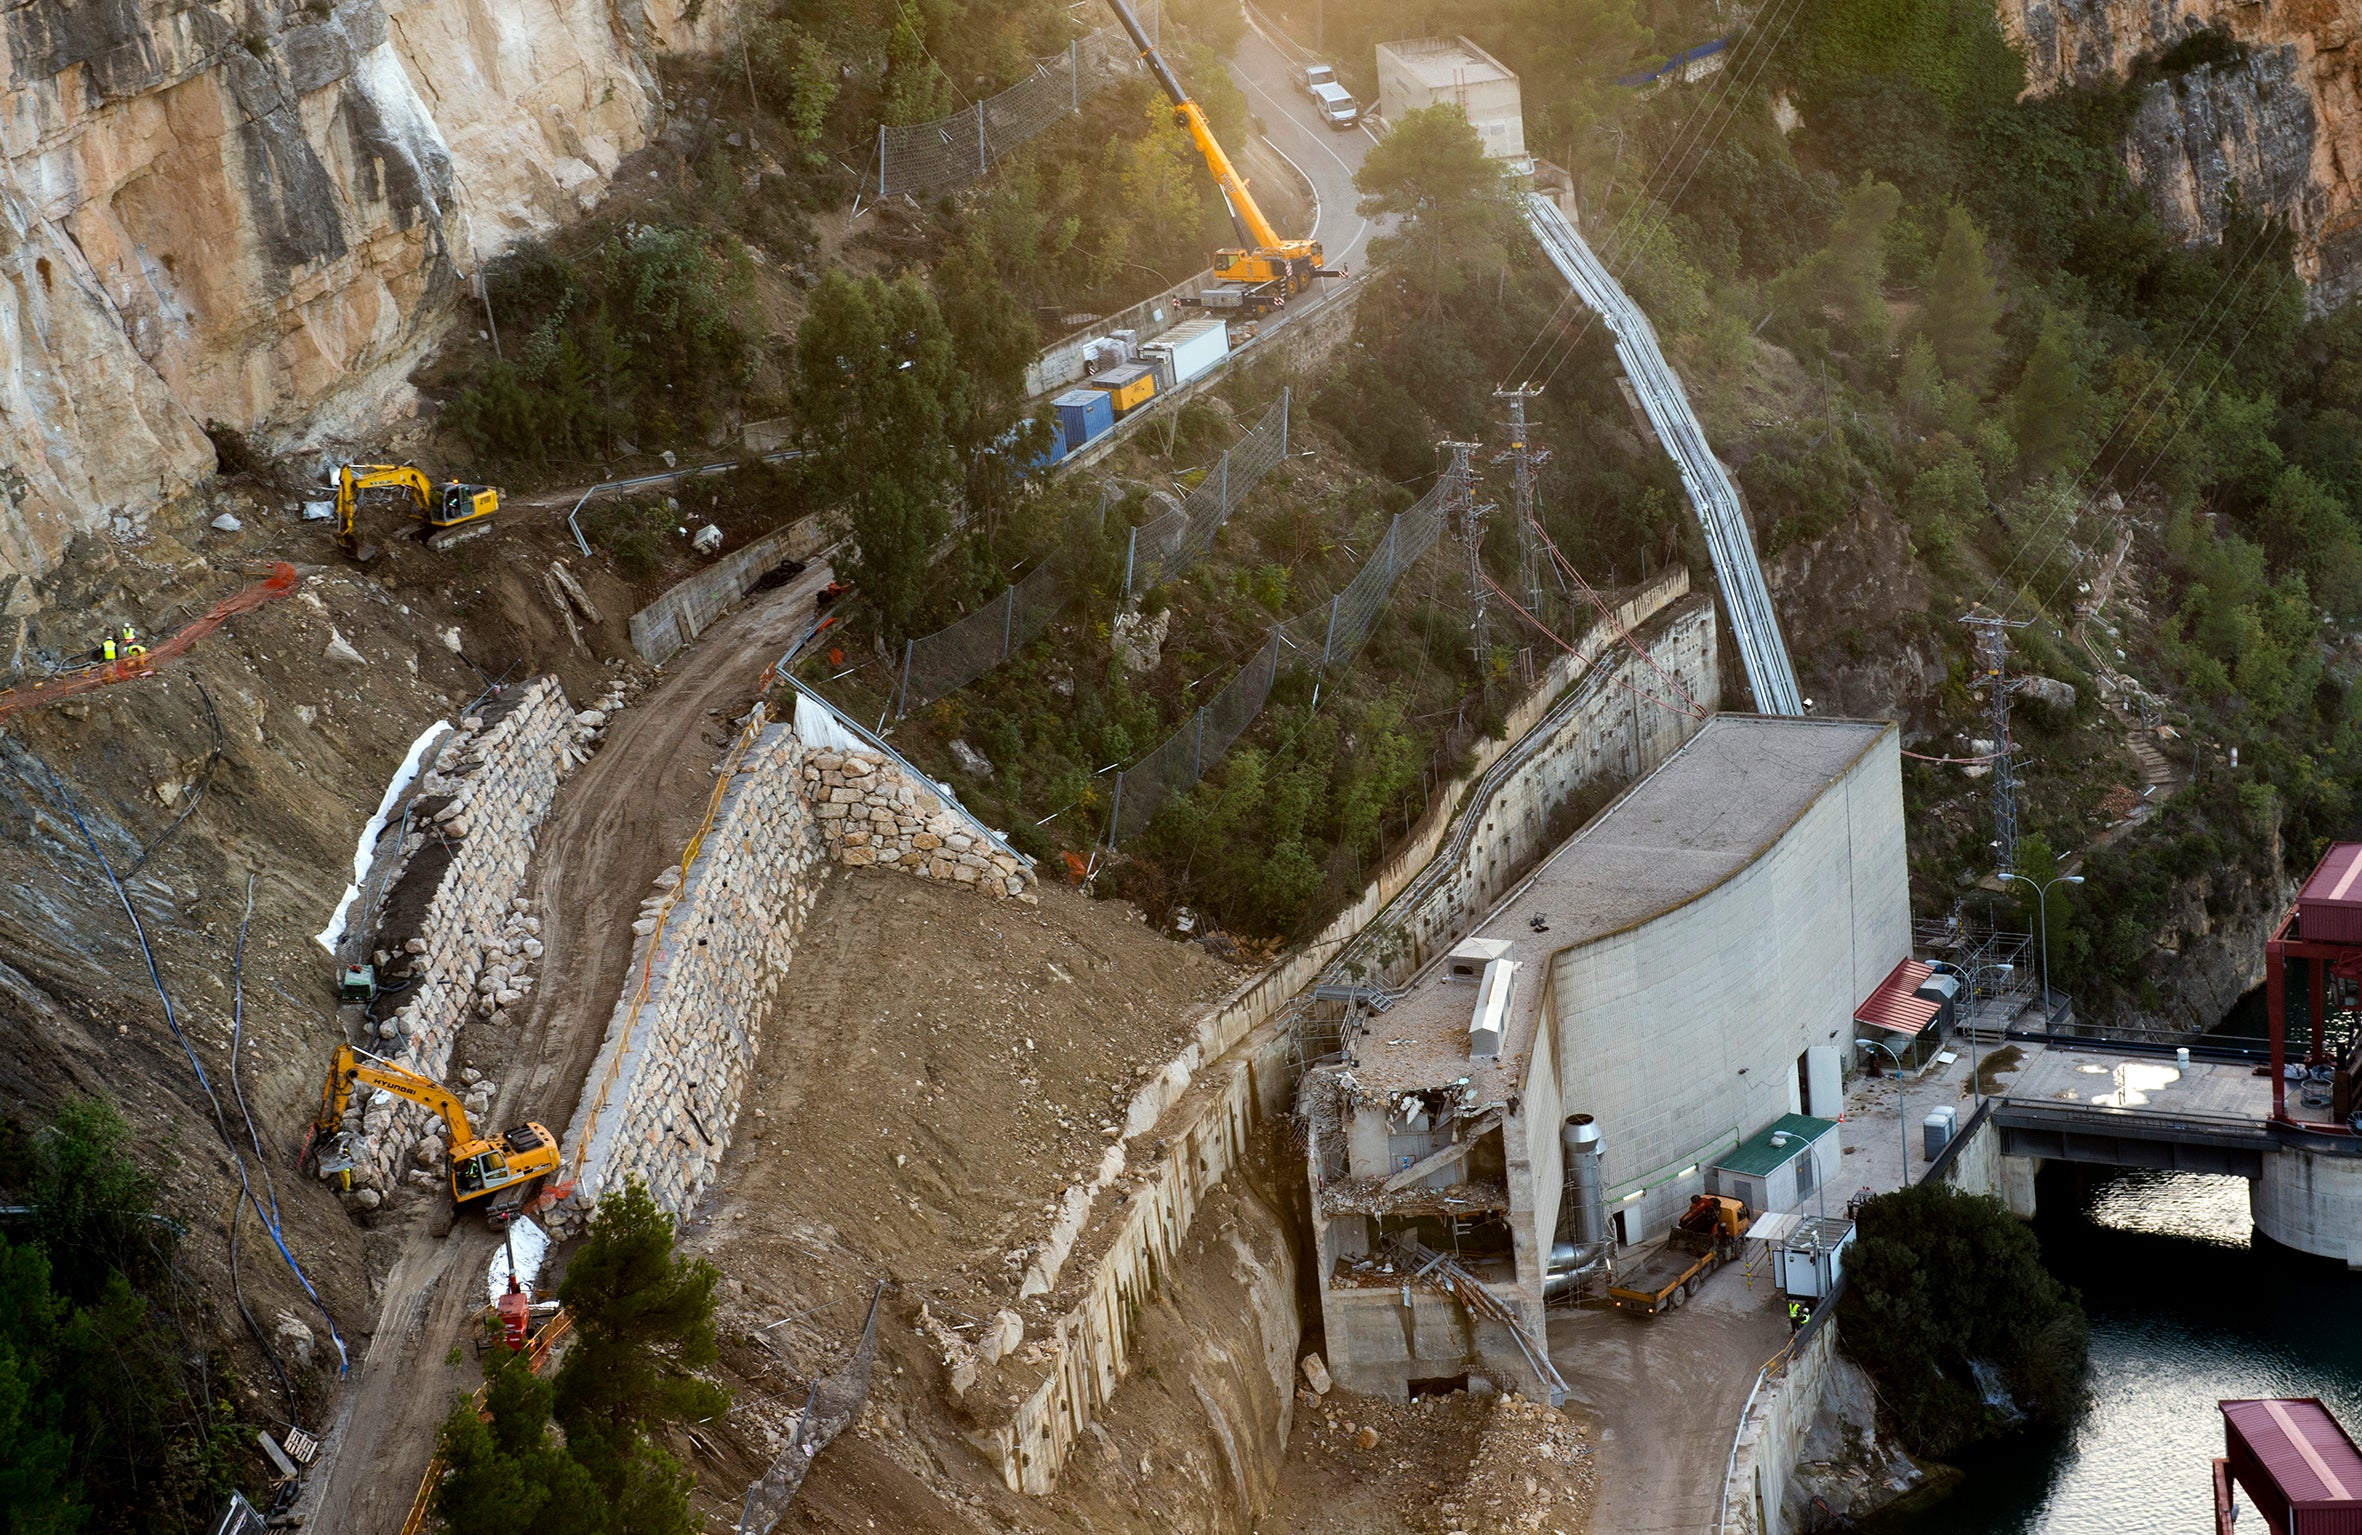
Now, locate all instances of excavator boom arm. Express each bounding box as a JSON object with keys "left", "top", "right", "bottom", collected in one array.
[
  {"left": 318, "top": 1044, "right": 475, "bottom": 1146},
  {"left": 335, "top": 464, "right": 433, "bottom": 543},
  {"left": 1102, "top": 0, "right": 1289, "bottom": 254}
]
